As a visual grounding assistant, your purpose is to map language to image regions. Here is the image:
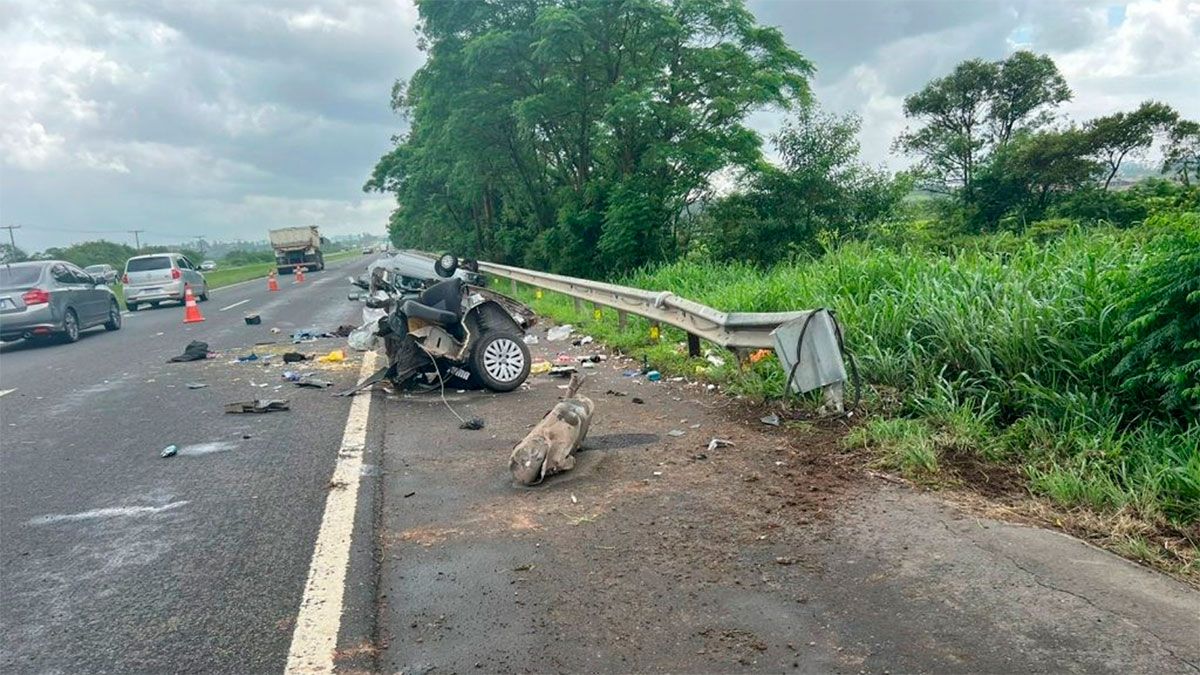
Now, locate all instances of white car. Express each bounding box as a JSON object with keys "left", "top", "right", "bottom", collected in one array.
[{"left": 200, "top": 260, "right": 217, "bottom": 271}]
